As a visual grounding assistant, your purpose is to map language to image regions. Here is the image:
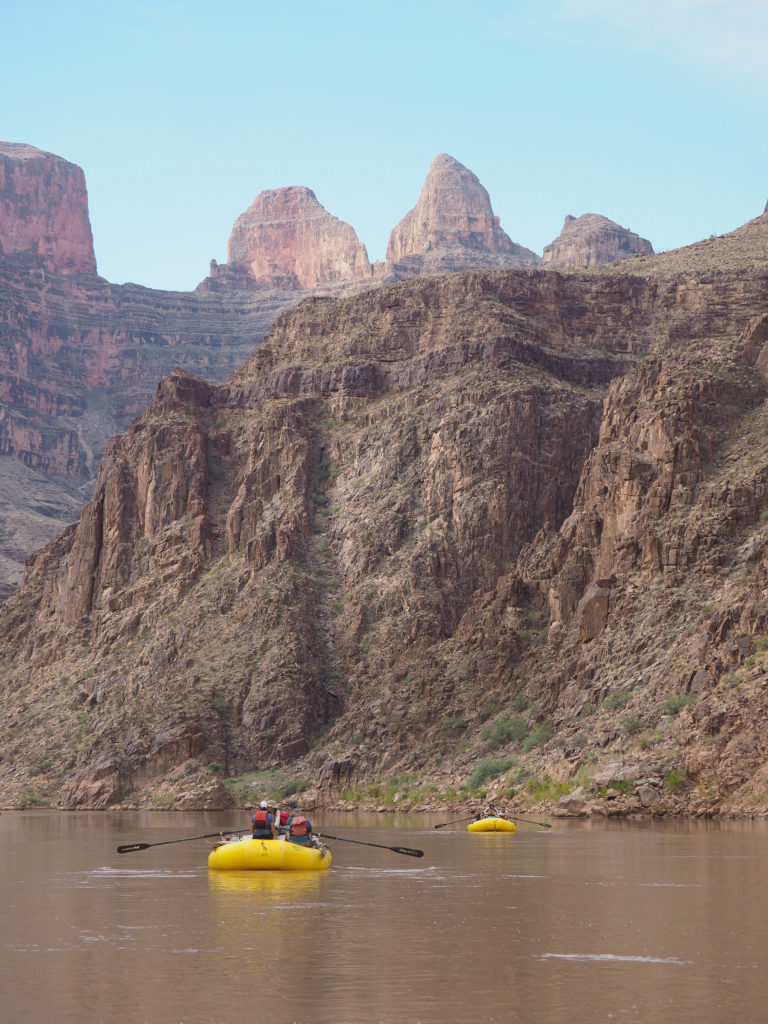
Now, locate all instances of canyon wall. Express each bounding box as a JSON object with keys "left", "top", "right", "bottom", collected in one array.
[{"left": 3, "top": 255, "right": 768, "bottom": 813}]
